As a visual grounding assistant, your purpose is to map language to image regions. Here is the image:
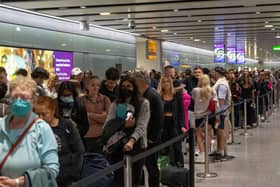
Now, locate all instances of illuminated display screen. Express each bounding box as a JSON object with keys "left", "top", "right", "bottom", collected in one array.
[
  {"left": 146, "top": 40, "right": 157, "bottom": 60},
  {"left": 227, "top": 47, "right": 236, "bottom": 64},
  {"left": 0, "top": 46, "right": 73, "bottom": 80},
  {"left": 214, "top": 44, "right": 225, "bottom": 63}
]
